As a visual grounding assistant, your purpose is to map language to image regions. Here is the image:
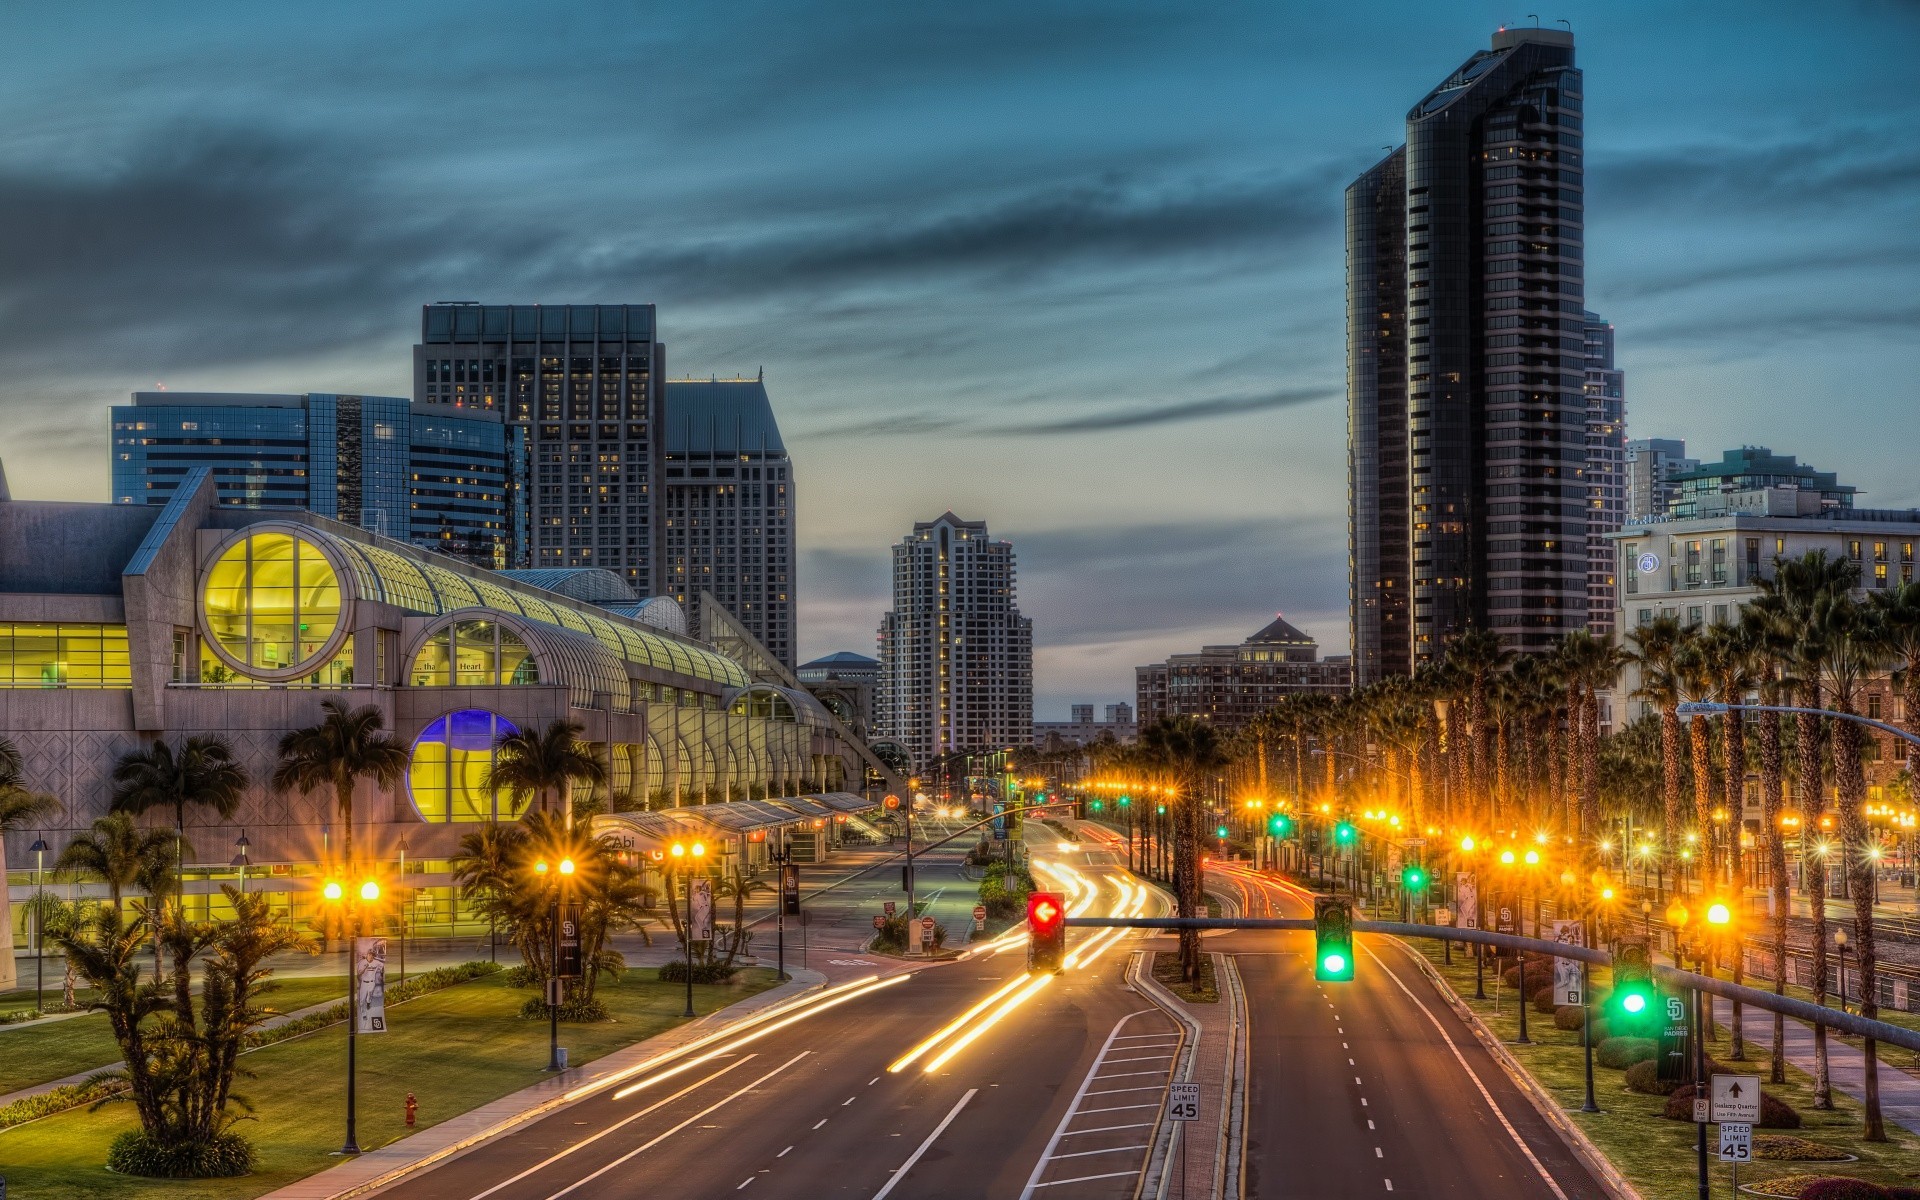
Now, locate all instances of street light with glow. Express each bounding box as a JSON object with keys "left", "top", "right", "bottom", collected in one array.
[
  {"left": 321, "top": 874, "right": 382, "bottom": 1155},
  {"left": 669, "top": 840, "right": 708, "bottom": 1018}
]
